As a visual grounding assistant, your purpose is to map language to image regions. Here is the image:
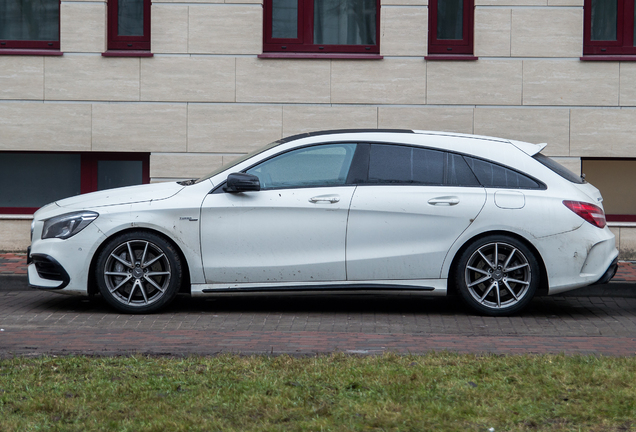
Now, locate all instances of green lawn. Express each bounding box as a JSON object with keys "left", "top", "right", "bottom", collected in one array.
[{"left": 1, "top": 353, "right": 635, "bottom": 431}]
